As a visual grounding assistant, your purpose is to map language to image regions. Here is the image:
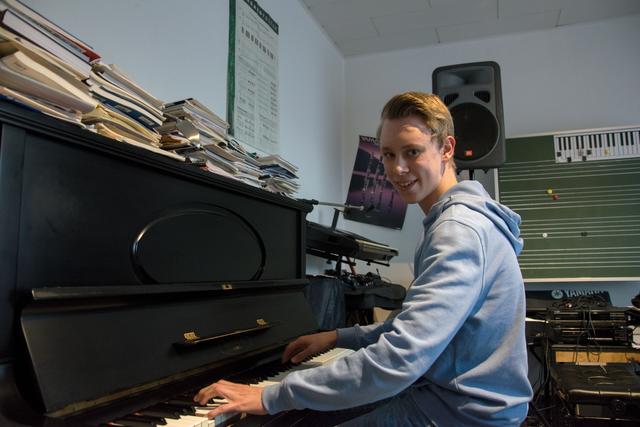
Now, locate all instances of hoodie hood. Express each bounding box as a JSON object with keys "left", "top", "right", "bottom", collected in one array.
[{"left": 424, "top": 180, "right": 523, "bottom": 254}]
